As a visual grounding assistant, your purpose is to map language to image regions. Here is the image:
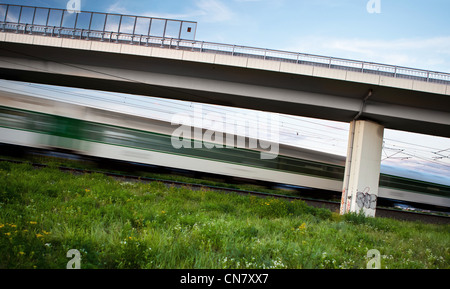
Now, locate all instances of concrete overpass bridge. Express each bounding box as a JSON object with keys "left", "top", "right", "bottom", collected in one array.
[{"left": 0, "top": 4, "right": 449, "bottom": 216}]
